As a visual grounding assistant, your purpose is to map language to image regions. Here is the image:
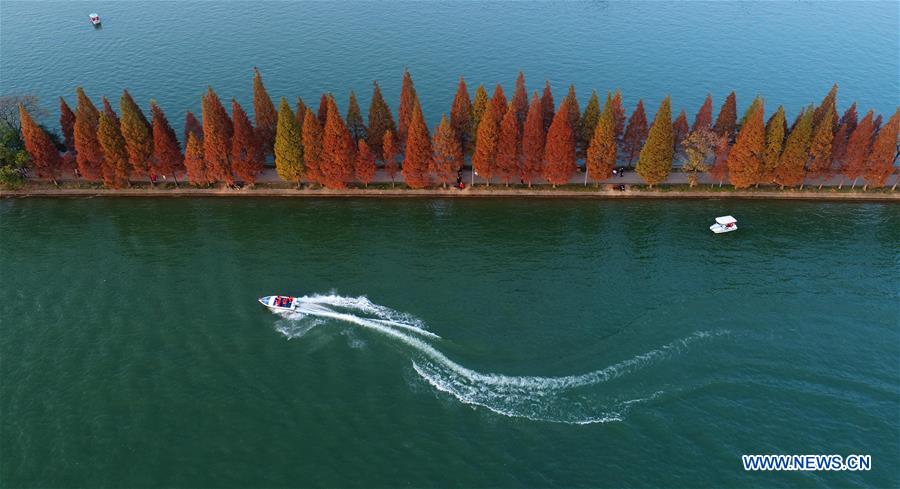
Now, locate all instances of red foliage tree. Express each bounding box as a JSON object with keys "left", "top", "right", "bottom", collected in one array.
[
  {"left": 541, "top": 80, "right": 555, "bottom": 132},
  {"left": 184, "top": 111, "right": 202, "bottom": 144},
  {"left": 367, "top": 81, "right": 395, "bottom": 158},
  {"left": 397, "top": 68, "right": 418, "bottom": 145},
  {"left": 843, "top": 110, "right": 875, "bottom": 188},
  {"left": 563, "top": 84, "right": 581, "bottom": 139},
  {"left": 317, "top": 93, "right": 330, "bottom": 126},
  {"left": 449, "top": 76, "right": 473, "bottom": 158},
  {"left": 611, "top": 89, "right": 625, "bottom": 140},
  {"left": 382, "top": 130, "right": 399, "bottom": 186},
  {"left": 302, "top": 108, "right": 324, "bottom": 186},
  {"left": 355, "top": 139, "right": 376, "bottom": 187},
  {"left": 74, "top": 87, "right": 103, "bottom": 180},
  {"left": 832, "top": 103, "right": 858, "bottom": 168},
  {"left": 713, "top": 91, "right": 737, "bottom": 141},
  {"left": 495, "top": 104, "right": 521, "bottom": 185},
  {"left": 431, "top": 114, "right": 462, "bottom": 188},
  {"left": 863, "top": 108, "right": 900, "bottom": 189},
  {"left": 521, "top": 91, "right": 545, "bottom": 186},
  {"left": 252, "top": 67, "right": 278, "bottom": 156},
  {"left": 673, "top": 109, "right": 689, "bottom": 150},
  {"left": 623, "top": 99, "right": 648, "bottom": 164},
  {"left": 402, "top": 102, "right": 432, "bottom": 188},
  {"left": 709, "top": 136, "right": 731, "bottom": 186},
  {"left": 231, "top": 99, "right": 264, "bottom": 185},
  {"left": 692, "top": 94, "right": 713, "bottom": 133},
  {"left": 59, "top": 97, "right": 76, "bottom": 152},
  {"left": 183, "top": 132, "right": 206, "bottom": 185},
  {"left": 490, "top": 84, "right": 508, "bottom": 126},
  {"left": 511, "top": 71, "right": 529, "bottom": 129},
  {"left": 472, "top": 103, "right": 499, "bottom": 185},
  {"left": 321, "top": 98, "right": 354, "bottom": 188},
  {"left": 150, "top": 101, "right": 183, "bottom": 183},
  {"left": 19, "top": 105, "right": 62, "bottom": 182},
  {"left": 202, "top": 87, "right": 233, "bottom": 184},
  {"left": 543, "top": 99, "right": 576, "bottom": 187}
]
